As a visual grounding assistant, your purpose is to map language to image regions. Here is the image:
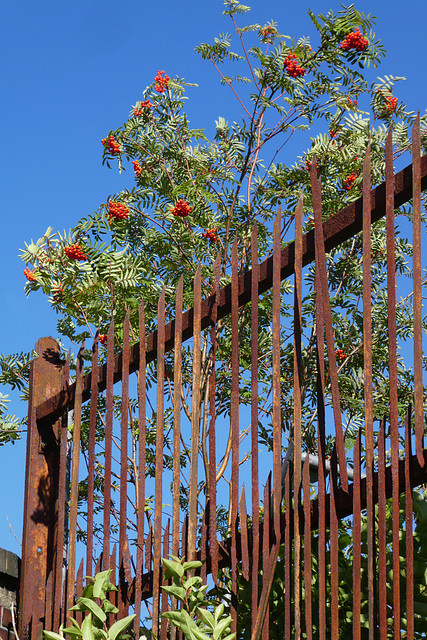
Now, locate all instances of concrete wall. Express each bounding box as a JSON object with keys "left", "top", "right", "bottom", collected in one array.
[{"left": 0, "top": 549, "right": 20, "bottom": 640}]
